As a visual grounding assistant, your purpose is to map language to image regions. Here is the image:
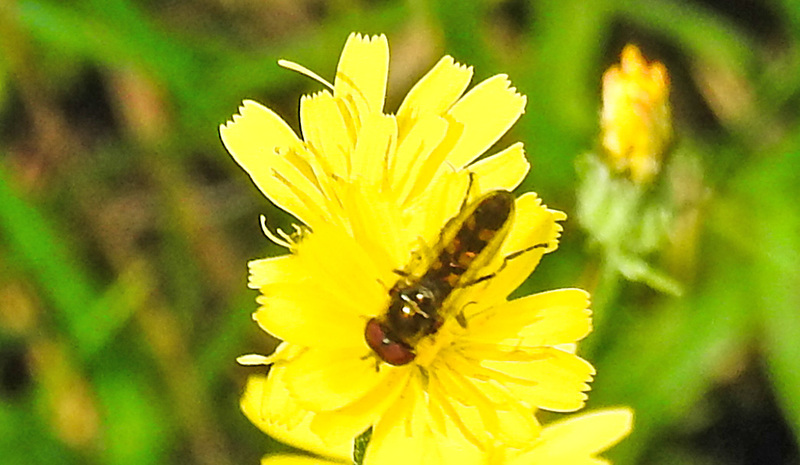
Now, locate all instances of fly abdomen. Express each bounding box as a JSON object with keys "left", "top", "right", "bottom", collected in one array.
[{"left": 365, "top": 190, "right": 516, "bottom": 366}]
